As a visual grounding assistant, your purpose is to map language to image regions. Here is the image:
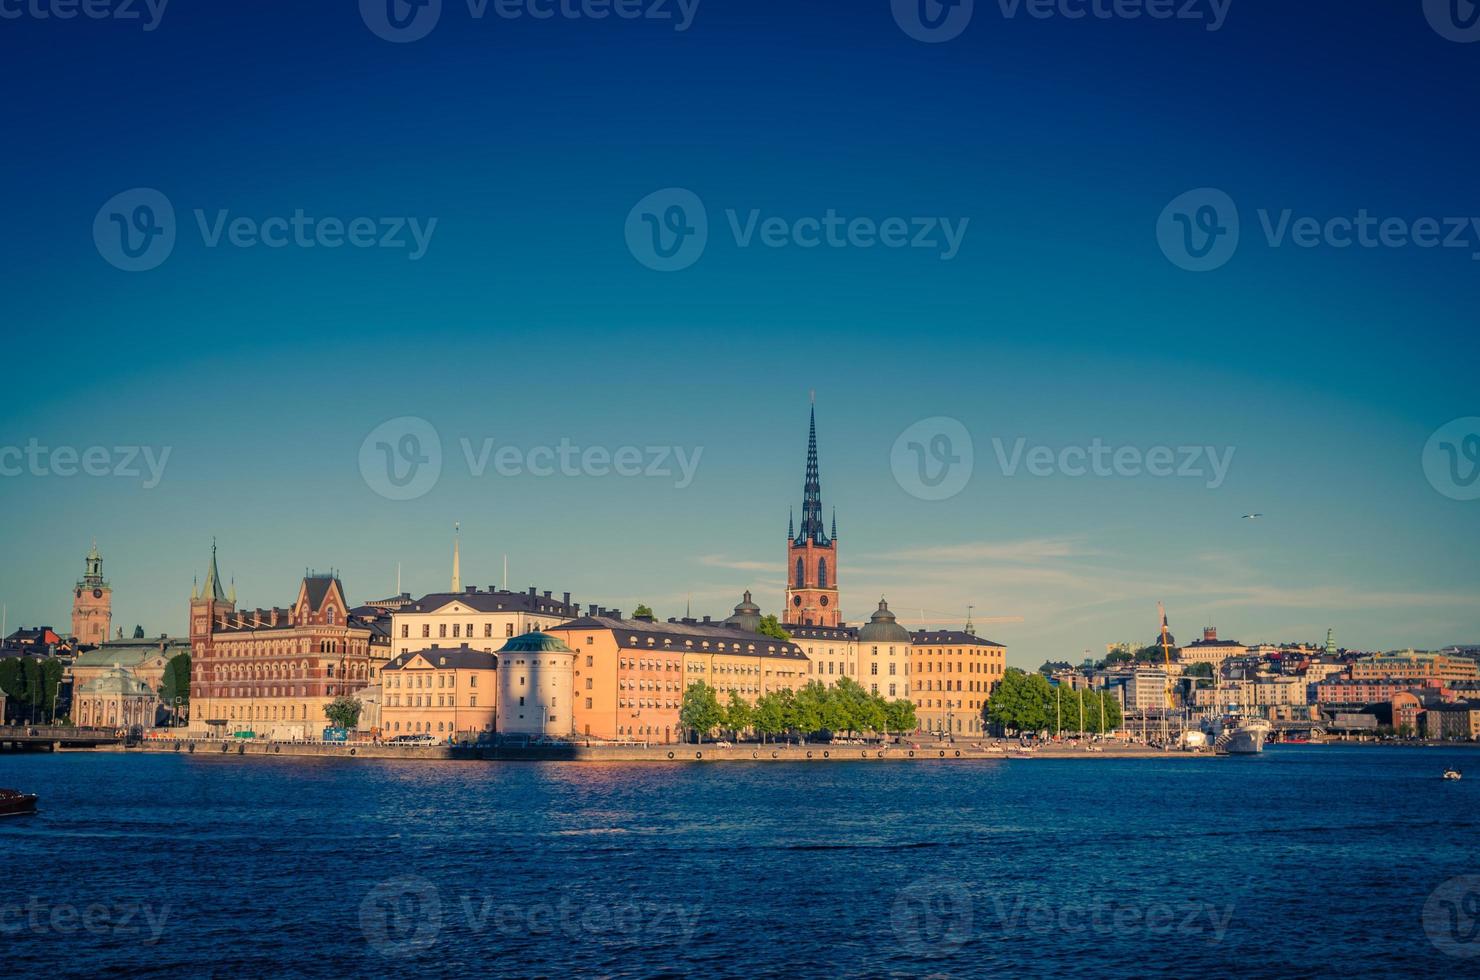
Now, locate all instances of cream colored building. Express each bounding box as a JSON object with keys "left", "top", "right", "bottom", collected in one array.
[
  {"left": 857, "top": 599, "right": 912, "bottom": 701},
  {"left": 72, "top": 666, "right": 160, "bottom": 729},
  {"left": 381, "top": 645, "right": 497, "bottom": 740},
  {"left": 495, "top": 631, "right": 576, "bottom": 736},
  {"left": 389, "top": 587, "right": 581, "bottom": 656},
  {"left": 1178, "top": 627, "right": 1247, "bottom": 667}
]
